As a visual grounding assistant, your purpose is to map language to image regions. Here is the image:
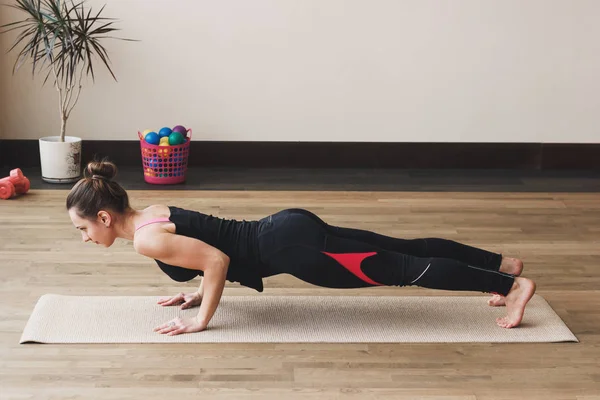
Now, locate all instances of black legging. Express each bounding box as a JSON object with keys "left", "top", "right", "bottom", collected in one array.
[{"left": 257, "top": 209, "right": 515, "bottom": 296}]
